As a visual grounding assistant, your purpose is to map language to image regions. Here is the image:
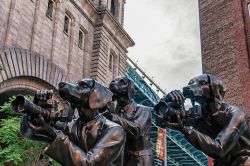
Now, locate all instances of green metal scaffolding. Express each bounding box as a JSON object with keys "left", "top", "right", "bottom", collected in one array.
[{"left": 126, "top": 57, "right": 208, "bottom": 166}]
